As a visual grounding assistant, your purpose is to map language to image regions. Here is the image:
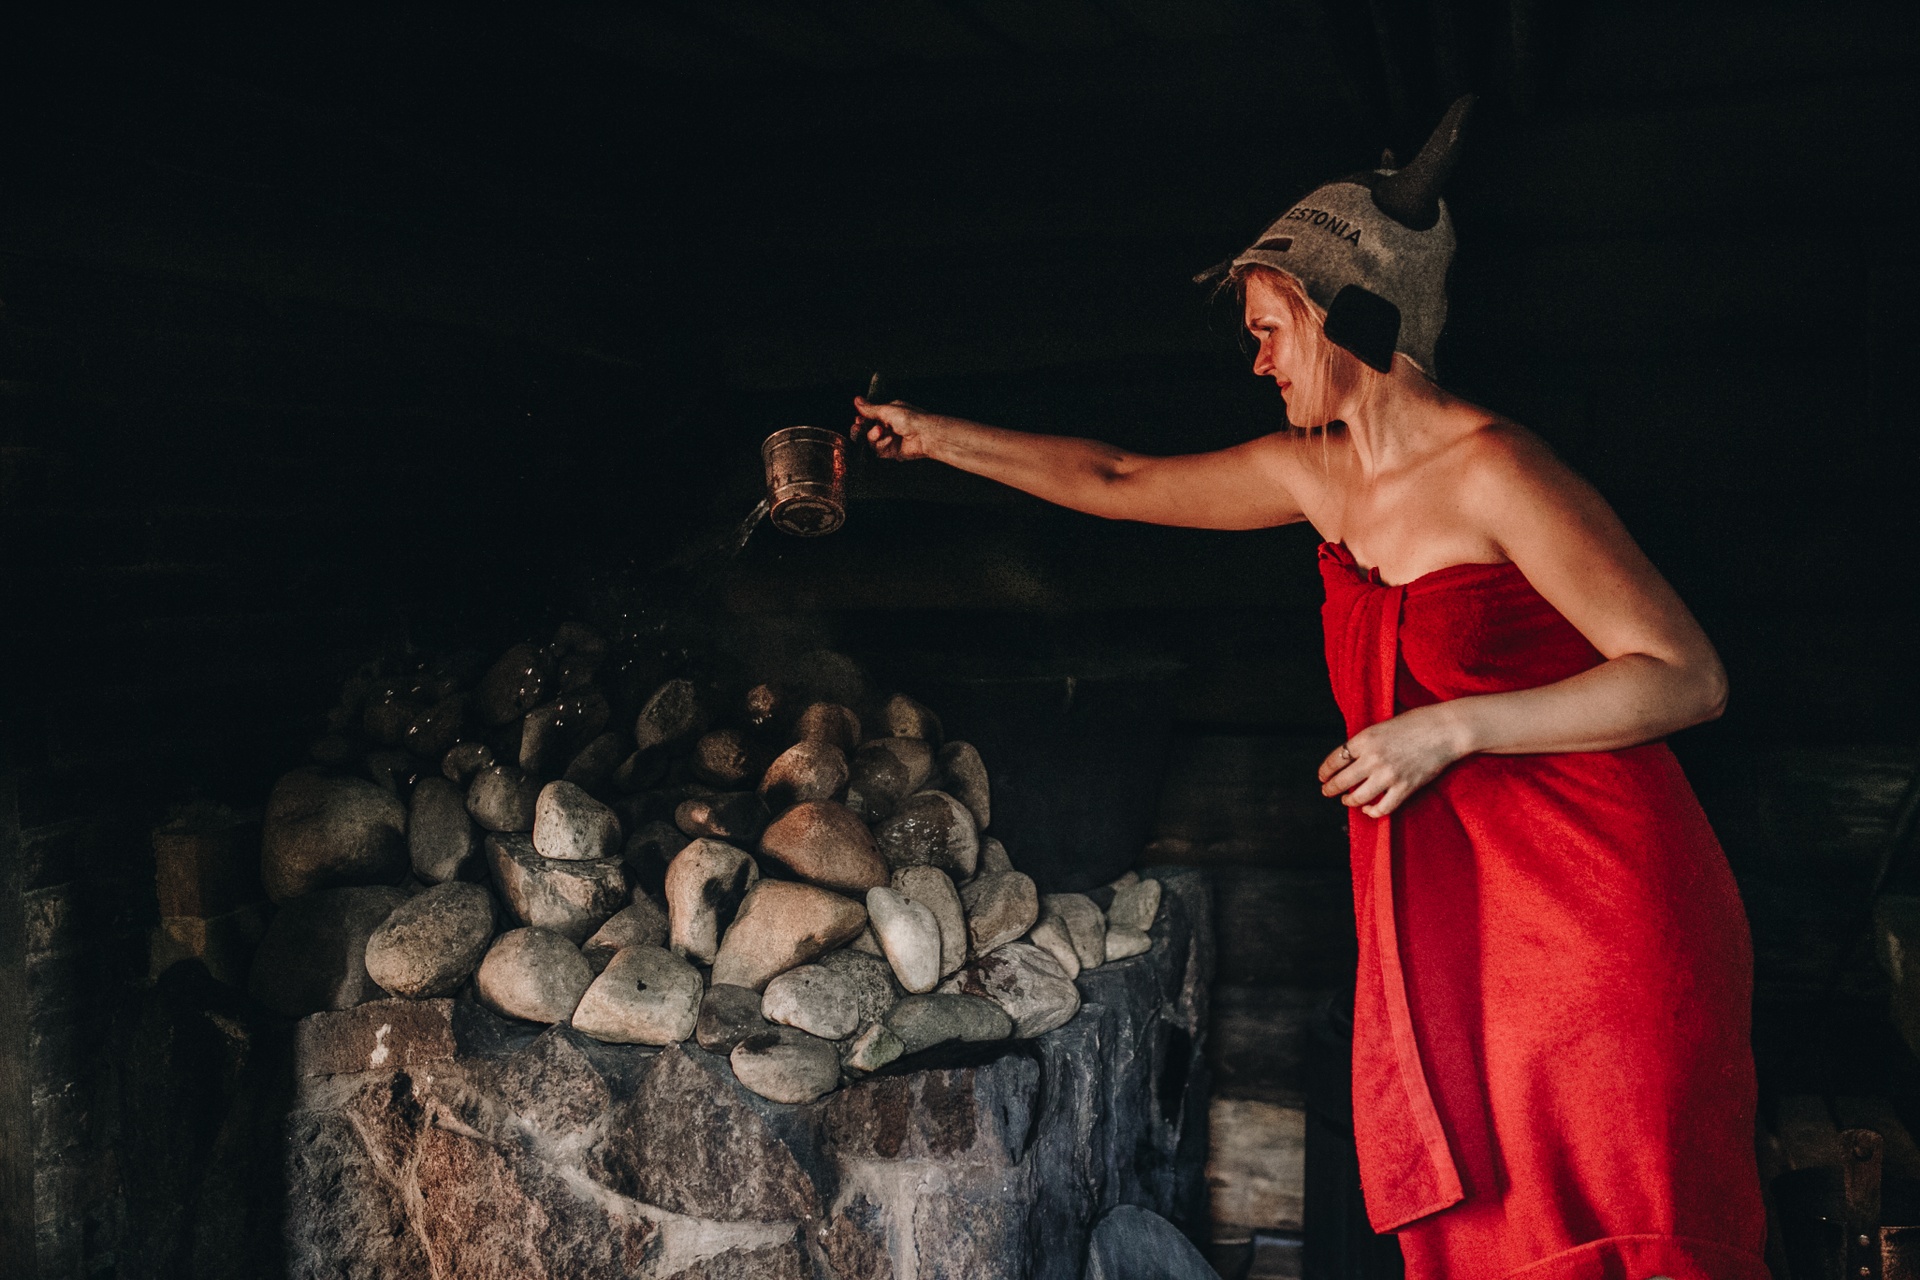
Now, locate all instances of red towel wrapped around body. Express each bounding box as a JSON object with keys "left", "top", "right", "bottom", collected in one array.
[{"left": 1318, "top": 541, "right": 1768, "bottom": 1280}]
